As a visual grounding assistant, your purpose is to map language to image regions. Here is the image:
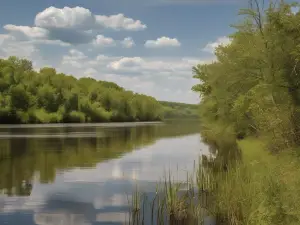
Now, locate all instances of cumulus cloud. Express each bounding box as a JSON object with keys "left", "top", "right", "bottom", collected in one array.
[
  {"left": 35, "top": 7, "right": 146, "bottom": 31},
  {"left": 93, "top": 35, "right": 116, "bottom": 47},
  {"left": 0, "top": 33, "right": 40, "bottom": 60},
  {"left": 33, "top": 7, "right": 145, "bottom": 44},
  {"left": 107, "top": 56, "right": 206, "bottom": 74},
  {"left": 1, "top": 6, "right": 146, "bottom": 46},
  {"left": 144, "top": 36, "right": 181, "bottom": 48},
  {"left": 95, "top": 14, "right": 146, "bottom": 31},
  {"left": 108, "top": 57, "right": 144, "bottom": 71},
  {"left": 61, "top": 49, "right": 87, "bottom": 68},
  {"left": 3, "top": 24, "right": 75, "bottom": 46},
  {"left": 35, "top": 6, "right": 95, "bottom": 29},
  {"left": 121, "top": 37, "right": 135, "bottom": 48},
  {"left": 202, "top": 36, "right": 231, "bottom": 53},
  {"left": 4, "top": 25, "right": 48, "bottom": 40}
]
